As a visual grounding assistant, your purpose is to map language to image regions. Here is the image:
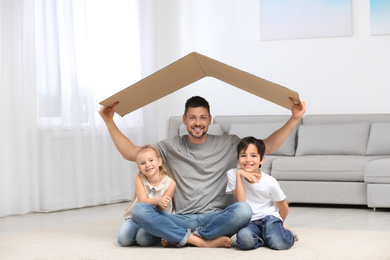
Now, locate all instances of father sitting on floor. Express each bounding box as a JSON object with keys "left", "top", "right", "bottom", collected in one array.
[{"left": 99, "top": 95, "right": 306, "bottom": 248}]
